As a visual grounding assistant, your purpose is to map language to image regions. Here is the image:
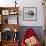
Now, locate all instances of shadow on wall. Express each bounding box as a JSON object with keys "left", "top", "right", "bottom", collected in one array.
[{"left": 18, "top": 26, "right": 43, "bottom": 44}]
